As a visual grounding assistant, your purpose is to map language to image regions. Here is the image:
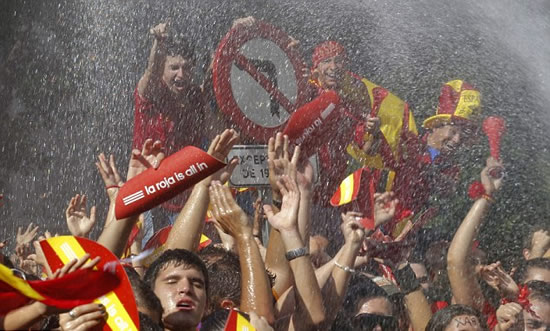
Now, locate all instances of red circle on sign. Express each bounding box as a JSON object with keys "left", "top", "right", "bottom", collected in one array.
[{"left": 213, "top": 21, "right": 308, "bottom": 143}]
